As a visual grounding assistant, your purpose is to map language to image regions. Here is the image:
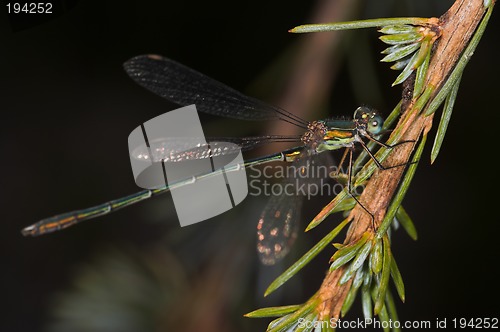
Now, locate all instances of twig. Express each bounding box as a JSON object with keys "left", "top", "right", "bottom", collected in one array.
[{"left": 316, "top": 0, "right": 491, "bottom": 320}]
